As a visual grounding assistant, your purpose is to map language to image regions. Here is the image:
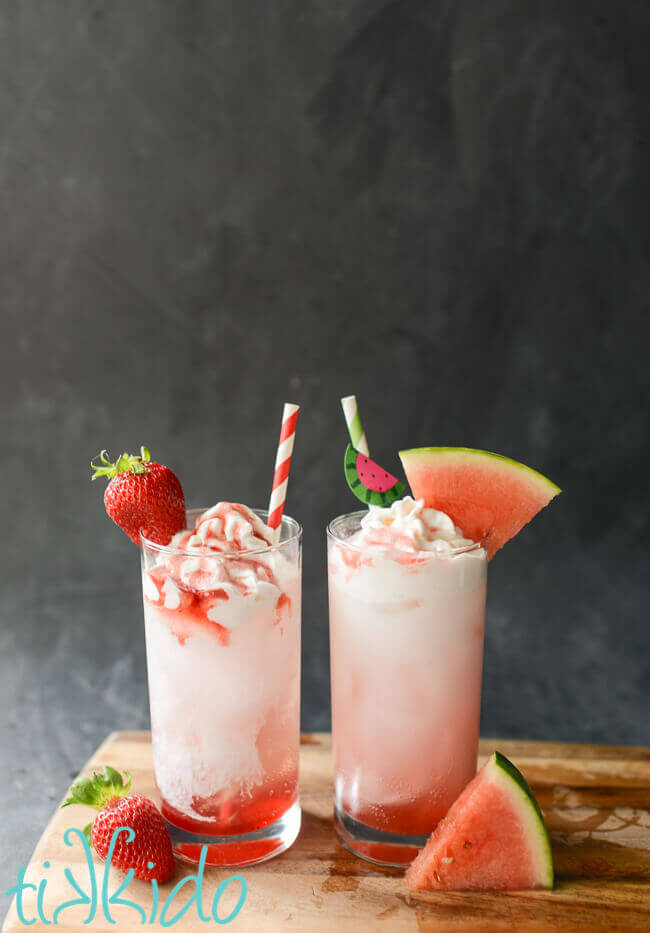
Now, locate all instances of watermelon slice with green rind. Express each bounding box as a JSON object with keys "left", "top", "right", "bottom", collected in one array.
[
  {"left": 405, "top": 751, "right": 554, "bottom": 892},
  {"left": 399, "top": 447, "right": 560, "bottom": 559},
  {"left": 344, "top": 444, "right": 406, "bottom": 507}
]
